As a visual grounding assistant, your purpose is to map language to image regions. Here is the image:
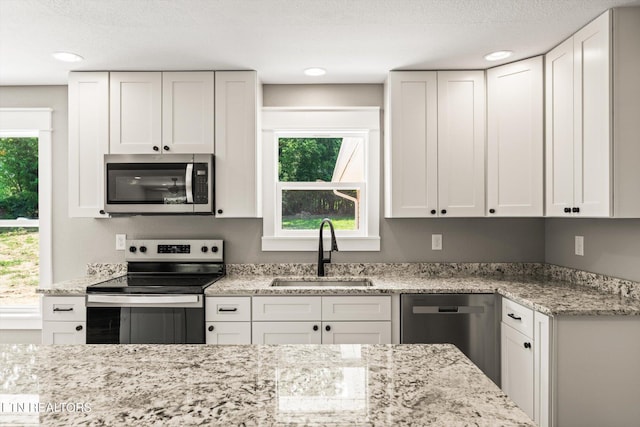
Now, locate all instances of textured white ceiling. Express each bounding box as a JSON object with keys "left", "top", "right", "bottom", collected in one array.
[{"left": 1, "top": 0, "right": 640, "bottom": 85}]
